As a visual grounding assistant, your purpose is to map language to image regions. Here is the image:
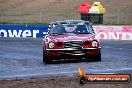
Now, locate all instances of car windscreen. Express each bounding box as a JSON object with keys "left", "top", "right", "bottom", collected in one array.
[{"left": 50, "top": 22, "right": 94, "bottom": 34}]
